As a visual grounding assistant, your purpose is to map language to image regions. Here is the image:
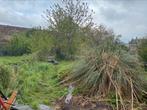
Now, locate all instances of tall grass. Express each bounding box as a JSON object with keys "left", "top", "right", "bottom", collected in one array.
[
  {"left": 0, "top": 65, "right": 10, "bottom": 91},
  {"left": 0, "top": 56, "right": 75, "bottom": 108}
]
